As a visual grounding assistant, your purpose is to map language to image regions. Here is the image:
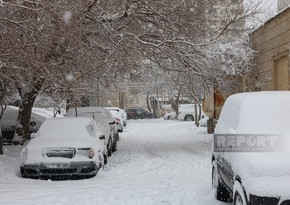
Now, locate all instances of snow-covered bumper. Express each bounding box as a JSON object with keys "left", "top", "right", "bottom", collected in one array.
[{"left": 20, "top": 161, "right": 101, "bottom": 178}]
